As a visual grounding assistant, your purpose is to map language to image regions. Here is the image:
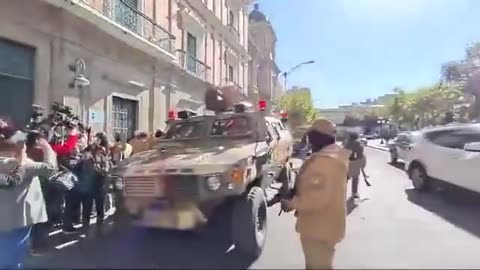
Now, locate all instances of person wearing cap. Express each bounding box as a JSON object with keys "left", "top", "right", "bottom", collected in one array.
[
  {"left": 343, "top": 132, "right": 366, "bottom": 199},
  {"left": 281, "top": 119, "right": 351, "bottom": 270},
  {"left": 0, "top": 130, "right": 57, "bottom": 269}
]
